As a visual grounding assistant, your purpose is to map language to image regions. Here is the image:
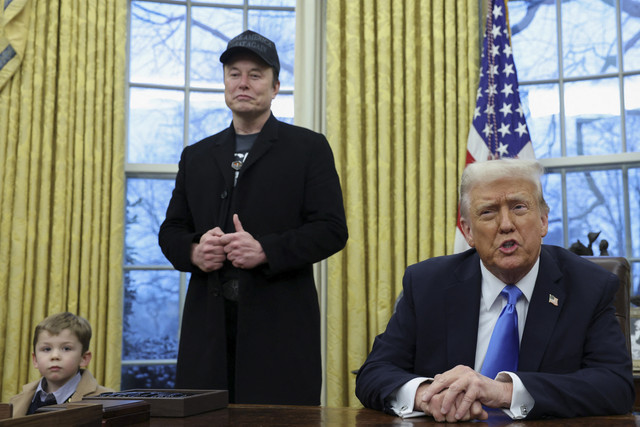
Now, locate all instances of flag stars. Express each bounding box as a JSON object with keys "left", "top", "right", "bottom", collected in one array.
[
  {"left": 491, "top": 43, "right": 500, "bottom": 57},
  {"left": 482, "top": 123, "right": 494, "bottom": 138},
  {"left": 474, "top": 106, "right": 481, "bottom": 119},
  {"left": 515, "top": 122, "right": 528, "bottom": 137},
  {"left": 498, "top": 123, "right": 511, "bottom": 137},
  {"left": 486, "top": 83, "right": 498, "bottom": 97},
  {"left": 516, "top": 103, "right": 525, "bottom": 117},
  {"left": 501, "top": 83, "right": 514, "bottom": 97},
  {"left": 503, "top": 44, "right": 512, "bottom": 58},
  {"left": 490, "top": 64, "right": 499, "bottom": 76},
  {"left": 499, "top": 102, "right": 512, "bottom": 116},
  {"left": 485, "top": 104, "right": 495, "bottom": 116},
  {"left": 493, "top": 4, "right": 503, "bottom": 19},
  {"left": 491, "top": 25, "right": 502, "bottom": 39},
  {"left": 503, "top": 63, "right": 514, "bottom": 77},
  {"left": 496, "top": 142, "right": 509, "bottom": 157}
]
